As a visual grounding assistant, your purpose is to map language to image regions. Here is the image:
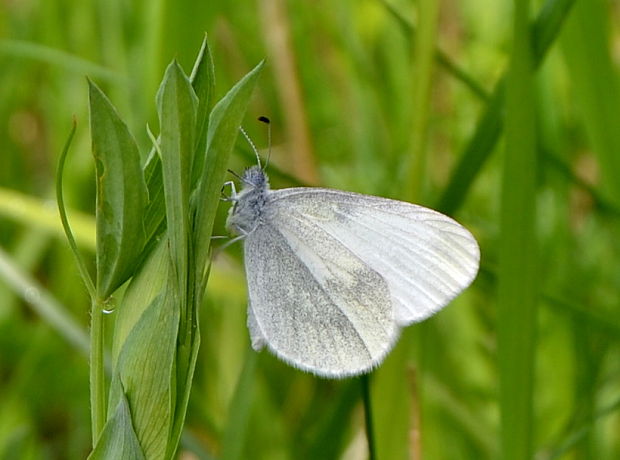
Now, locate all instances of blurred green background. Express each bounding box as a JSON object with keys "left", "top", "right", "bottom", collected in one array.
[{"left": 1, "top": 0, "right": 620, "bottom": 459}]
